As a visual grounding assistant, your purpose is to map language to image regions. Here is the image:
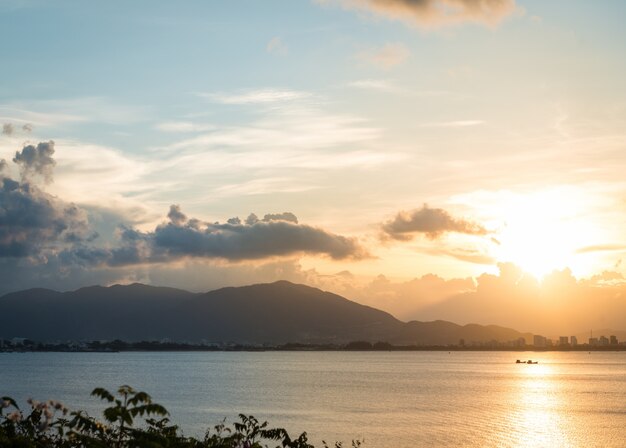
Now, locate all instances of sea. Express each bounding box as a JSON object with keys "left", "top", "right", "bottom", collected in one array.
[{"left": 1, "top": 351, "right": 625, "bottom": 447}]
